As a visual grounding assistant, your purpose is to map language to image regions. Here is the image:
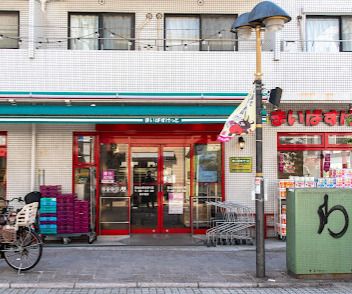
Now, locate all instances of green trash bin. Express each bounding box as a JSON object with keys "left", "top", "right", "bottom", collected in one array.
[{"left": 287, "top": 188, "right": 352, "bottom": 277}]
